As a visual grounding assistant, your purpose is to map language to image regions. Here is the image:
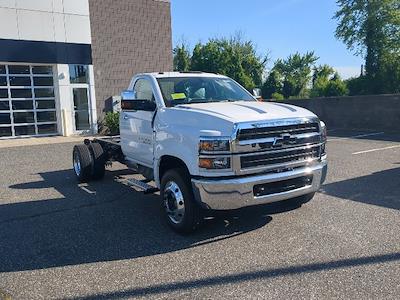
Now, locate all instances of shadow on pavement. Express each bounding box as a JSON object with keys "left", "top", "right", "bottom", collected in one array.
[
  {"left": 327, "top": 129, "right": 400, "bottom": 143},
  {"left": 67, "top": 252, "right": 400, "bottom": 300},
  {"left": 320, "top": 167, "right": 400, "bottom": 210},
  {"left": 0, "top": 168, "right": 308, "bottom": 273}
]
